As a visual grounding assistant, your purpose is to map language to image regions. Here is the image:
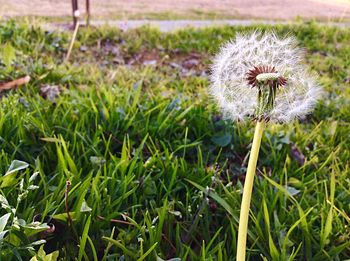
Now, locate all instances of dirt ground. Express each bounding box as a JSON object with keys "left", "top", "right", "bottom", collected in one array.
[{"left": 0, "top": 0, "right": 349, "bottom": 21}]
